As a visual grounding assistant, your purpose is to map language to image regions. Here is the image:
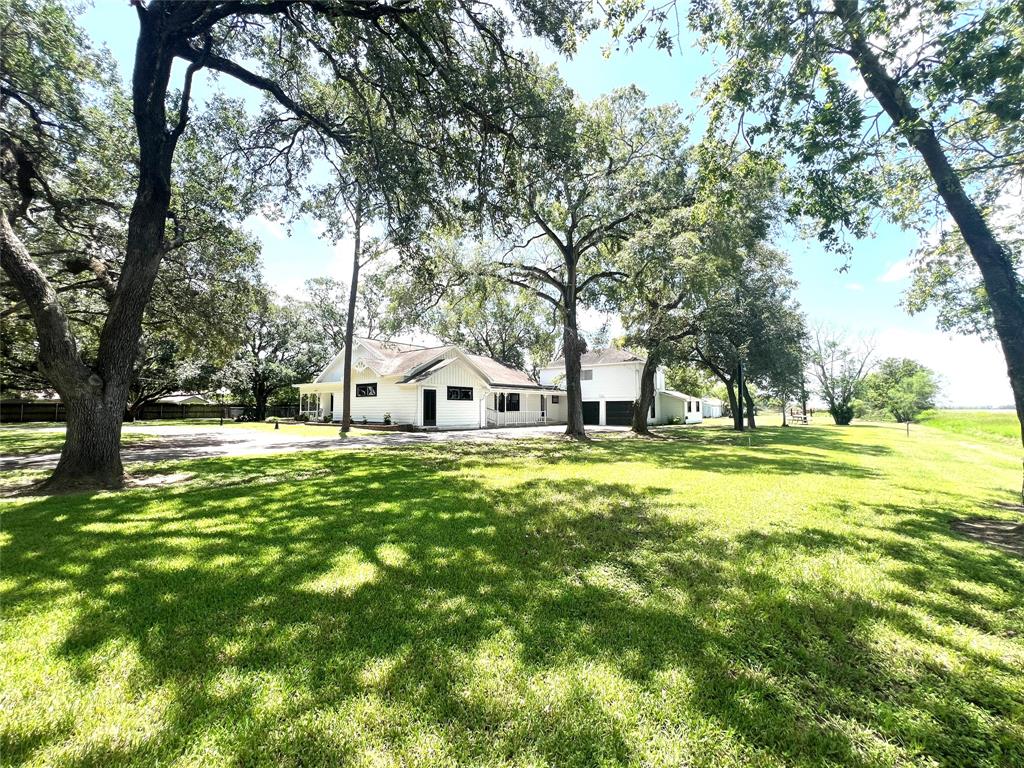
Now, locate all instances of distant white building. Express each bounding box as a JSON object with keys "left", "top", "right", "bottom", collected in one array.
[
  {"left": 539, "top": 348, "right": 703, "bottom": 426},
  {"left": 701, "top": 397, "right": 724, "bottom": 418}
]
